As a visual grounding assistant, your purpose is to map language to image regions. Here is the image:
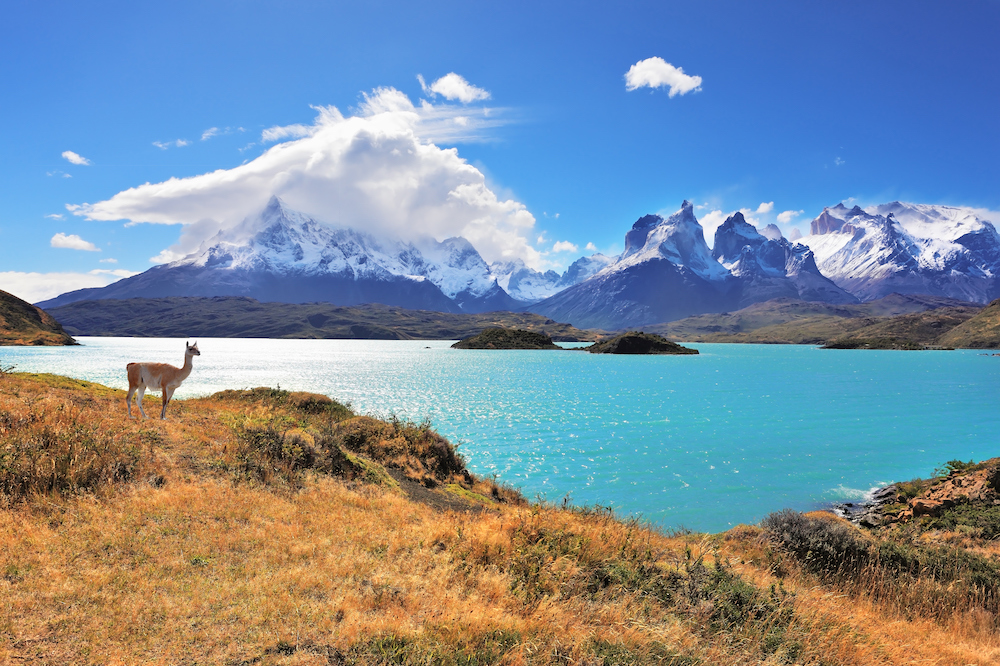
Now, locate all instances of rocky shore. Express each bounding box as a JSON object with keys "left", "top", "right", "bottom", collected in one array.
[{"left": 835, "top": 459, "right": 1000, "bottom": 529}]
